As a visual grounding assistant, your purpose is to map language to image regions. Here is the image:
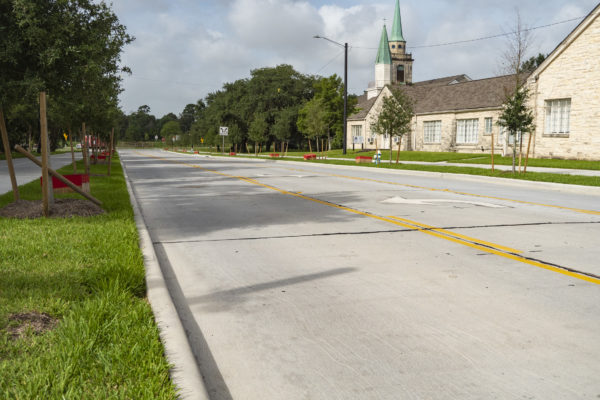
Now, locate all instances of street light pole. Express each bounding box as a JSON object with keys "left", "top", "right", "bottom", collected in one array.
[
  {"left": 343, "top": 42, "right": 348, "bottom": 155},
  {"left": 314, "top": 35, "right": 348, "bottom": 155}
]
